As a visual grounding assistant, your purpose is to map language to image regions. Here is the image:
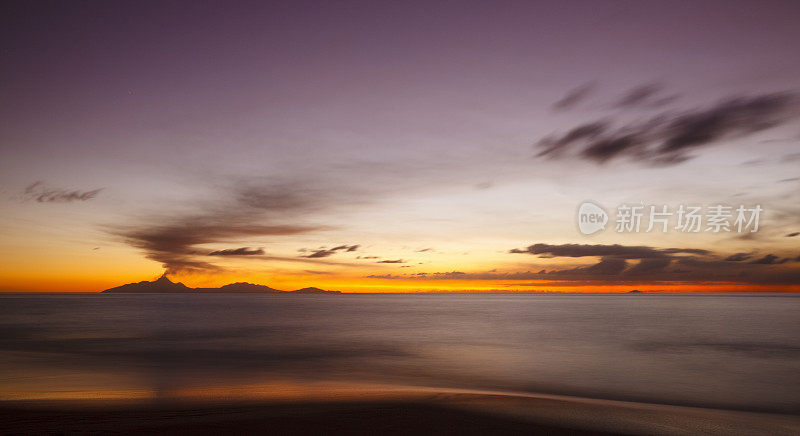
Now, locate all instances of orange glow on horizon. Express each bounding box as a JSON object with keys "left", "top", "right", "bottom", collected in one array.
[{"left": 3, "top": 271, "right": 799, "bottom": 293}]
